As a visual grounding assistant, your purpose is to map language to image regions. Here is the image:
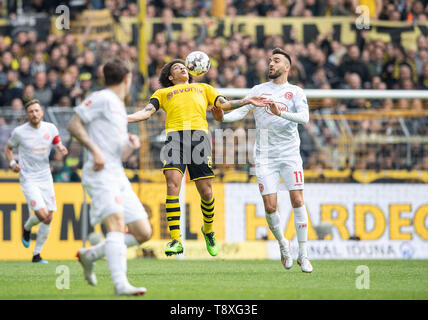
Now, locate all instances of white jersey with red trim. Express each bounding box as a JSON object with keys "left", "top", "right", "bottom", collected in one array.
[
  {"left": 7, "top": 121, "right": 60, "bottom": 182},
  {"left": 74, "top": 89, "right": 129, "bottom": 173},
  {"left": 225, "top": 81, "right": 309, "bottom": 164}
]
